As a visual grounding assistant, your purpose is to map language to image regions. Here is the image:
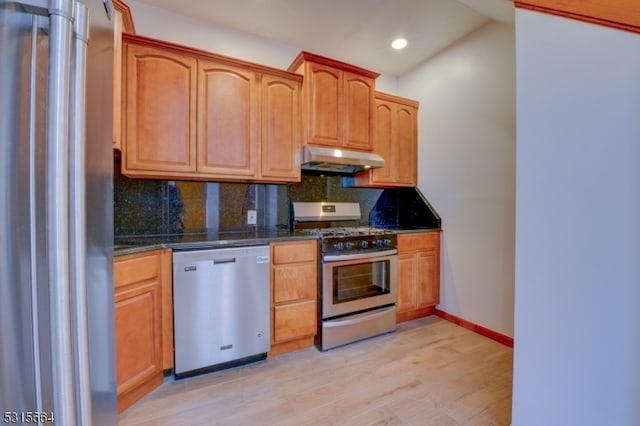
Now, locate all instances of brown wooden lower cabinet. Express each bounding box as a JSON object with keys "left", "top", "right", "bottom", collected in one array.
[
  {"left": 270, "top": 240, "right": 318, "bottom": 356},
  {"left": 396, "top": 231, "right": 441, "bottom": 323},
  {"left": 114, "top": 249, "right": 173, "bottom": 413}
]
